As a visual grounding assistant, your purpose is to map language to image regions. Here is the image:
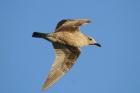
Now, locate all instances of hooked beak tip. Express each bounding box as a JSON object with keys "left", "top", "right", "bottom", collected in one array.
[{"left": 93, "top": 43, "right": 101, "bottom": 47}]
